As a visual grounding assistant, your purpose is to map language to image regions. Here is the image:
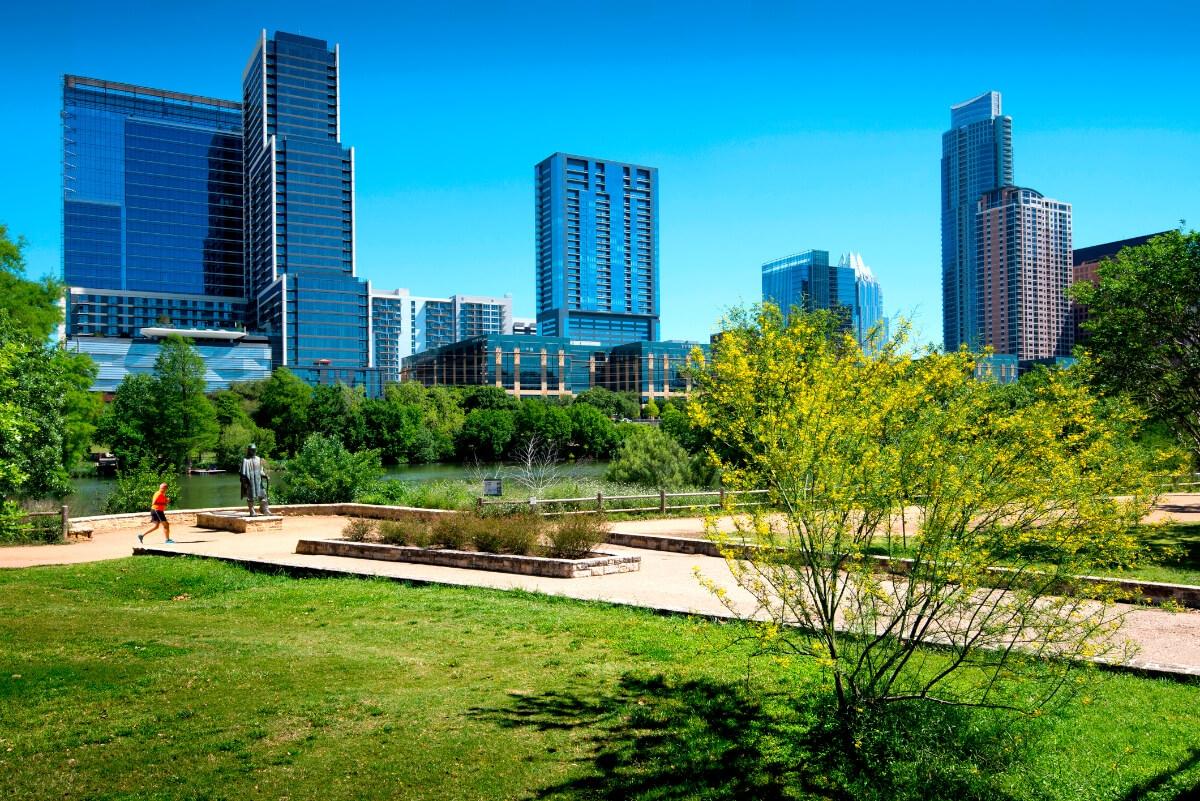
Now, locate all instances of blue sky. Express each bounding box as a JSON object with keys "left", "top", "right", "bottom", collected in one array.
[{"left": 4, "top": 0, "right": 1198, "bottom": 345}]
